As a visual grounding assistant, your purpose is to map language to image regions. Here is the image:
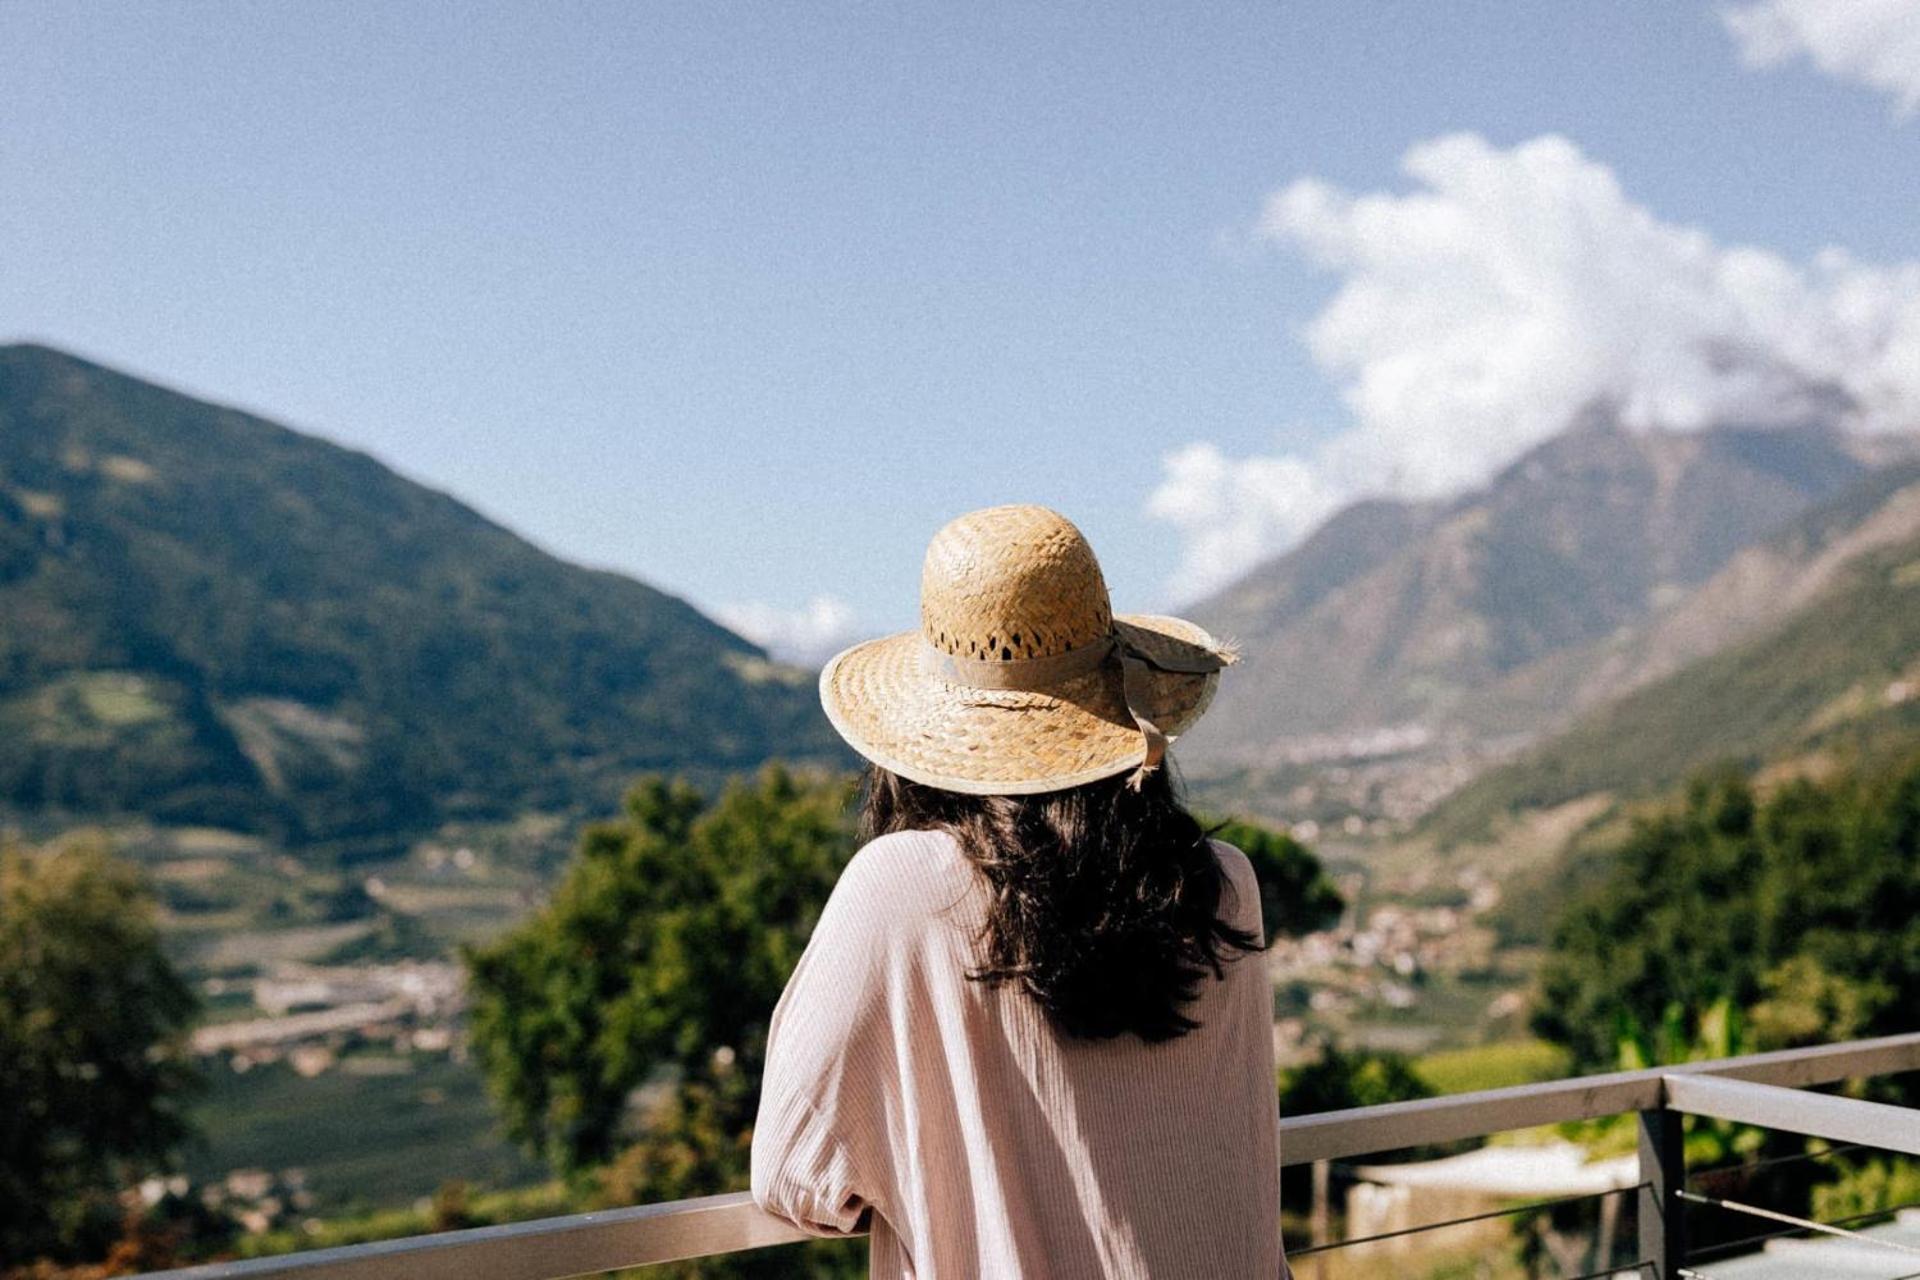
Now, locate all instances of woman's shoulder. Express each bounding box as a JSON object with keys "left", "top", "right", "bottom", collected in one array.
[
  {"left": 1204, "top": 837, "right": 1264, "bottom": 936},
  {"left": 1205, "top": 836, "right": 1255, "bottom": 886},
  {"left": 843, "top": 826, "right": 968, "bottom": 883},
  {"left": 826, "top": 828, "right": 976, "bottom": 931}
]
